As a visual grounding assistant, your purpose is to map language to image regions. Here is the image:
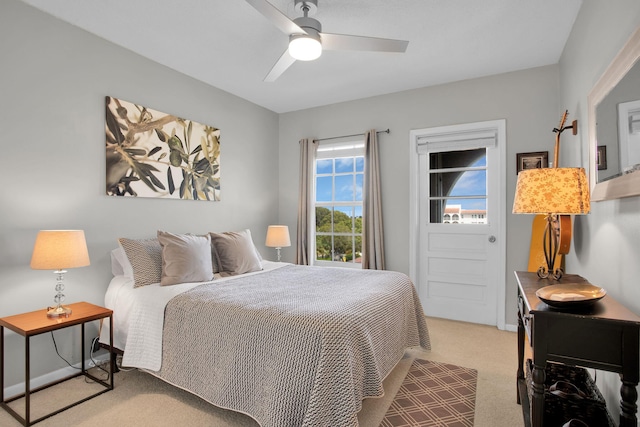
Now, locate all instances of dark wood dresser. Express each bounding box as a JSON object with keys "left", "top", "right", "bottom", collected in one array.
[{"left": 515, "top": 271, "right": 640, "bottom": 427}]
